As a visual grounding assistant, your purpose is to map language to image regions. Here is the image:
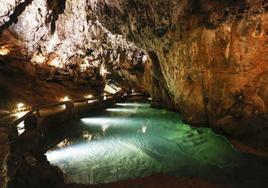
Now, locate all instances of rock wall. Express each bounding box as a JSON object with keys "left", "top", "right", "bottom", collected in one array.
[
  {"left": 95, "top": 0, "right": 268, "bottom": 139},
  {"left": 1, "top": 0, "right": 268, "bottom": 140},
  {"left": 0, "top": 0, "right": 148, "bottom": 109}
]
